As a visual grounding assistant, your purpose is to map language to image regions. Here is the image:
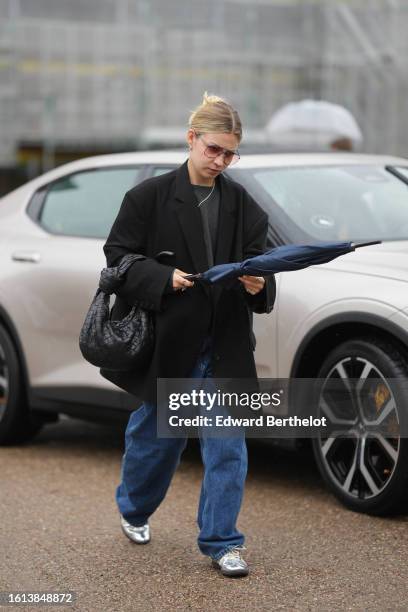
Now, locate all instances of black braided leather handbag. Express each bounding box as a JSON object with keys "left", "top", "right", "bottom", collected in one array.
[{"left": 79, "top": 252, "right": 171, "bottom": 371}]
